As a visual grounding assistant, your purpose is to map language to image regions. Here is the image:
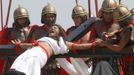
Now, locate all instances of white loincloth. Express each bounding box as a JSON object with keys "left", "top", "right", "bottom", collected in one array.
[
  {"left": 56, "top": 58, "right": 79, "bottom": 75},
  {"left": 56, "top": 58, "right": 92, "bottom": 75},
  {"left": 10, "top": 37, "right": 69, "bottom": 75},
  {"left": 70, "top": 58, "right": 92, "bottom": 75},
  {"left": 11, "top": 47, "right": 47, "bottom": 75}
]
